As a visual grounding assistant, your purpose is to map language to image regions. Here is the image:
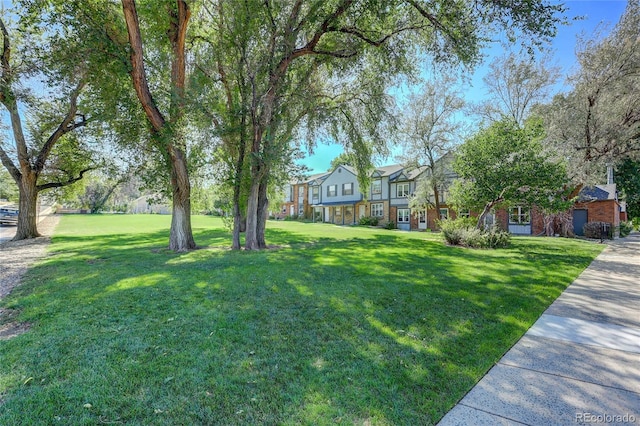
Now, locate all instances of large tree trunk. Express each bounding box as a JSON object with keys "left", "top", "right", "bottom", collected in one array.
[
  {"left": 122, "top": 0, "right": 196, "bottom": 252},
  {"left": 256, "top": 178, "right": 269, "bottom": 249},
  {"left": 168, "top": 146, "right": 195, "bottom": 251},
  {"left": 14, "top": 172, "right": 40, "bottom": 240},
  {"left": 244, "top": 177, "right": 261, "bottom": 250}
]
